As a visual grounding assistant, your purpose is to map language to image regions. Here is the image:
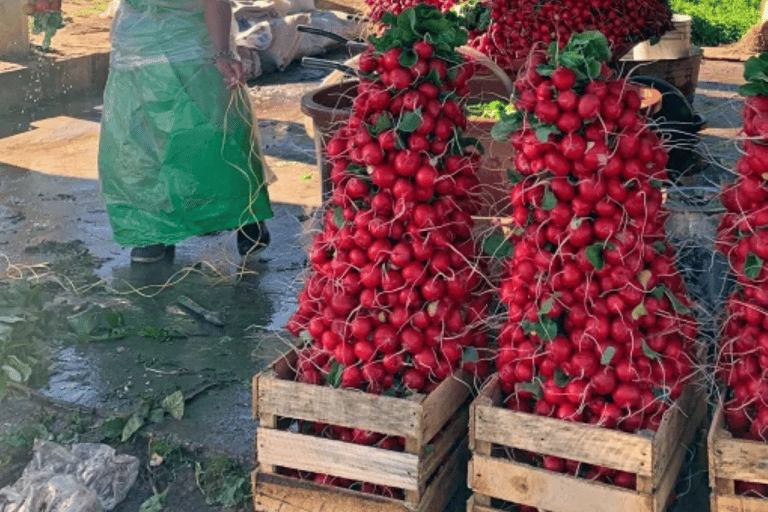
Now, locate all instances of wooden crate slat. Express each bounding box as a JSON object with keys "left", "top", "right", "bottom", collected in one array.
[
  {"left": 251, "top": 442, "right": 467, "bottom": 512},
  {"left": 469, "top": 455, "right": 654, "bottom": 512},
  {"left": 648, "top": 391, "right": 706, "bottom": 510},
  {"left": 710, "top": 401, "right": 768, "bottom": 488},
  {"left": 473, "top": 402, "right": 654, "bottom": 476},
  {"left": 417, "top": 440, "right": 468, "bottom": 512},
  {"left": 466, "top": 495, "right": 502, "bottom": 512},
  {"left": 253, "top": 348, "right": 299, "bottom": 419},
  {"left": 712, "top": 493, "right": 768, "bottom": 512},
  {"left": 652, "top": 384, "right": 699, "bottom": 482},
  {"left": 419, "top": 371, "right": 473, "bottom": 442},
  {"left": 257, "top": 427, "right": 420, "bottom": 490},
  {"left": 257, "top": 372, "right": 422, "bottom": 437},
  {"left": 709, "top": 402, "right": 727, "bottom": 491},
  {"left": 419, "top": 407, "right": 468, "bottom": 483},
  {"left": 714, "top": 436, "right": 768, "bottom": 486},
  {"left": 252, "top": 470, "right": 410, "bottom": 512}
]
